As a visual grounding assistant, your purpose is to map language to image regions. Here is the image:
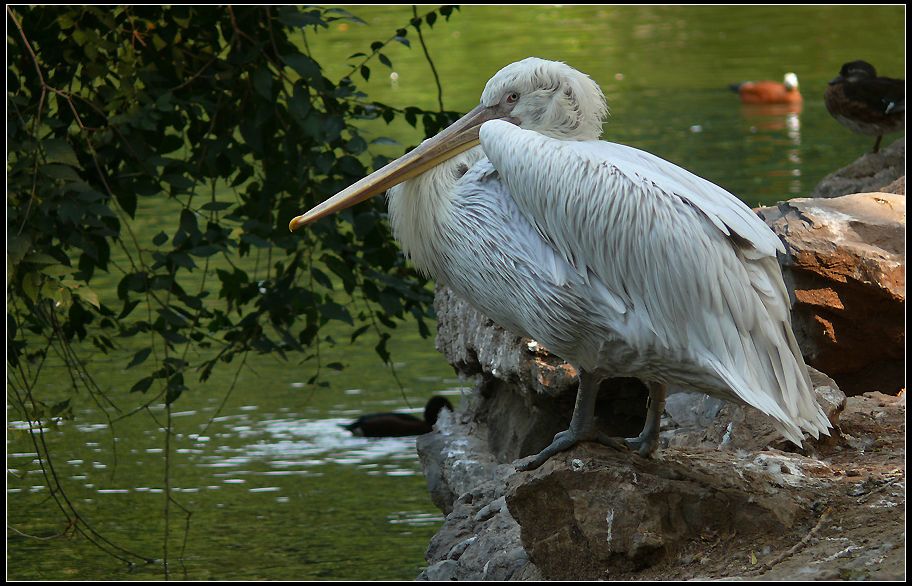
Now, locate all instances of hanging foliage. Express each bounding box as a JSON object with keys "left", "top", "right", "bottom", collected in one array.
[{"left": 7, "top": 5, "right": 462, "bottom": 411}]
